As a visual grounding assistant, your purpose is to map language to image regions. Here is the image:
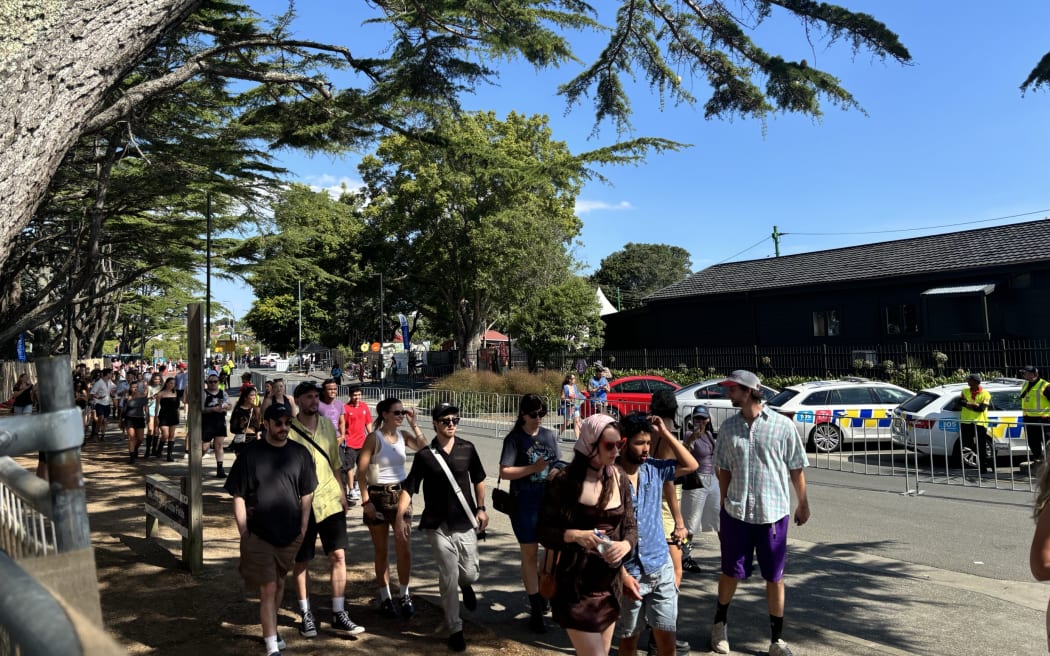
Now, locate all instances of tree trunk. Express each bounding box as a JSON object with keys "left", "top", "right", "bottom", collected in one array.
[{"left": 0, "top": 0, "right": 200, "bottom": 272}]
